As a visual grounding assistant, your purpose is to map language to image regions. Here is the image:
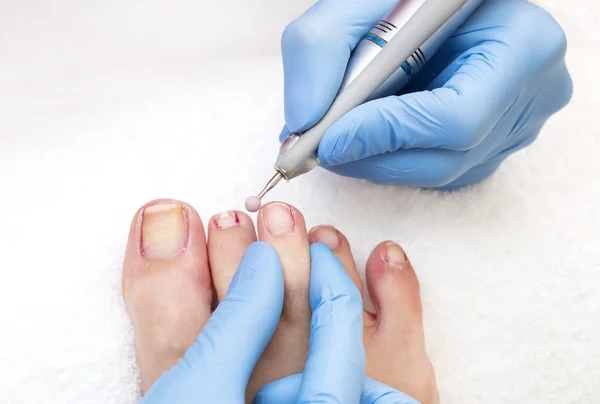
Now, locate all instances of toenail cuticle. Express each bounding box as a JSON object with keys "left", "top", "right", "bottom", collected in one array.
[
  {"left": 310, "top": 226, "right": 340, "bottom": 249},
  {"left": 213, "top": 211, "right": 239, "bottom": 230},
  {"left": 264, "top": 202, "right": 294, "bottom": 237},
  {"left": 141, "top": 203, "right": 188, "bottom": 260},
  {"left": 383, "top": 242, "right": 407, "bottom": 268}
]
